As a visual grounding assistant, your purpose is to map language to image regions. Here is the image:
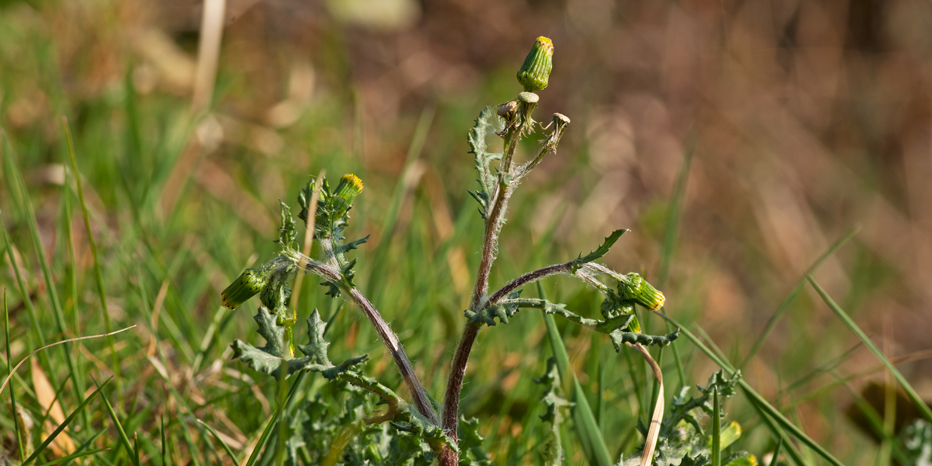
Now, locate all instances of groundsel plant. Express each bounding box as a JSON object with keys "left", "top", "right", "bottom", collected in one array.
[{"left": 219, "top": 37, "right": 753, "bottom": 466}]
